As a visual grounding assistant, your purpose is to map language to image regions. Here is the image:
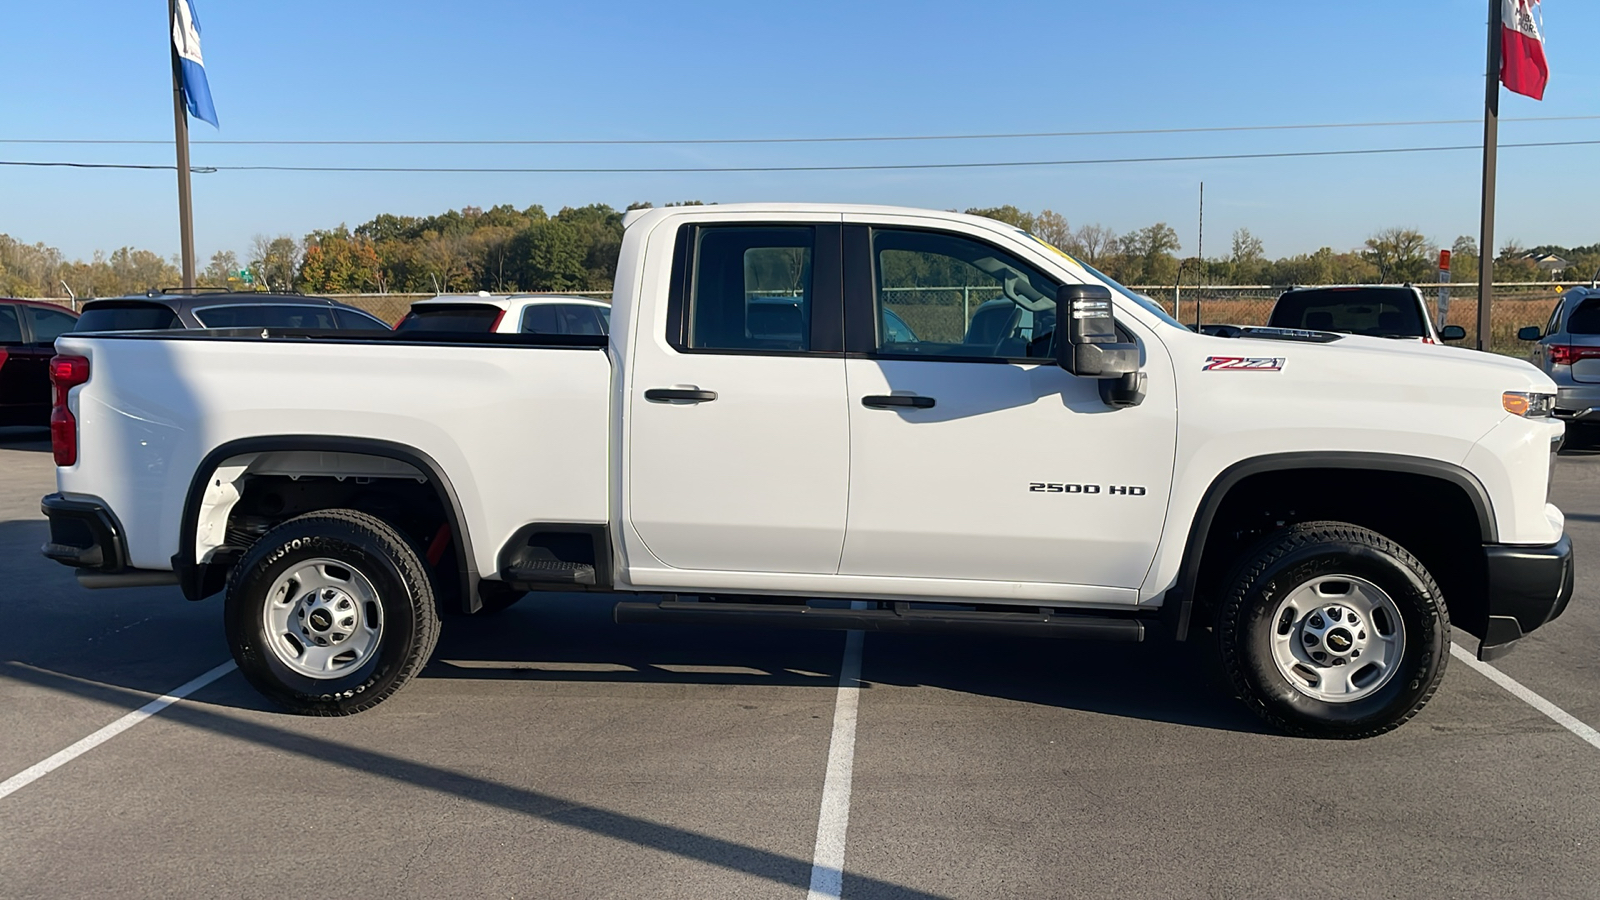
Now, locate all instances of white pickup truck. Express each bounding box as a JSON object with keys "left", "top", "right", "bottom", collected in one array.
[{"left": 41, "top": 204, "right": 1573, "bottom": 738}]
